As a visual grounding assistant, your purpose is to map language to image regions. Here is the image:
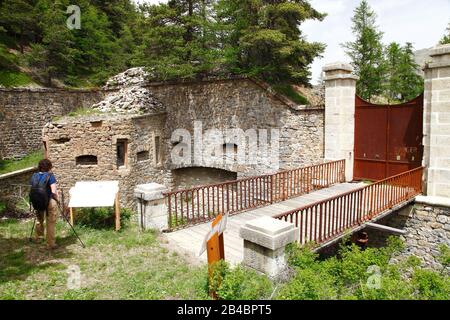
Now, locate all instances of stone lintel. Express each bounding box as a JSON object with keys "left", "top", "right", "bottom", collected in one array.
[
  {"left": 415, "top": 195, "right": 450, "bottom": 208},
  {"left": 240, "top": 217, "right": 295, "bottom": 251},
  {"left": 134, "top": 183, "right": 168, "bottom": 201}
]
